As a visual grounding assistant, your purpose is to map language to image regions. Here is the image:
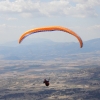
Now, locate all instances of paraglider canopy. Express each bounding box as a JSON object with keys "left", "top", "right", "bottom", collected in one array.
[{"left": 19, "top": 26, "right": 83, "bottom": 48}]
